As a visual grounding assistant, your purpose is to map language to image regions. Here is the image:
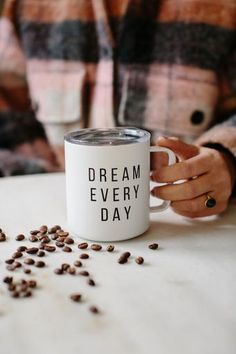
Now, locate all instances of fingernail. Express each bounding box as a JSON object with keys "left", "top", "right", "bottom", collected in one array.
[{"left": 157, "top": 135, "right": 168, "bottom": 141}]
